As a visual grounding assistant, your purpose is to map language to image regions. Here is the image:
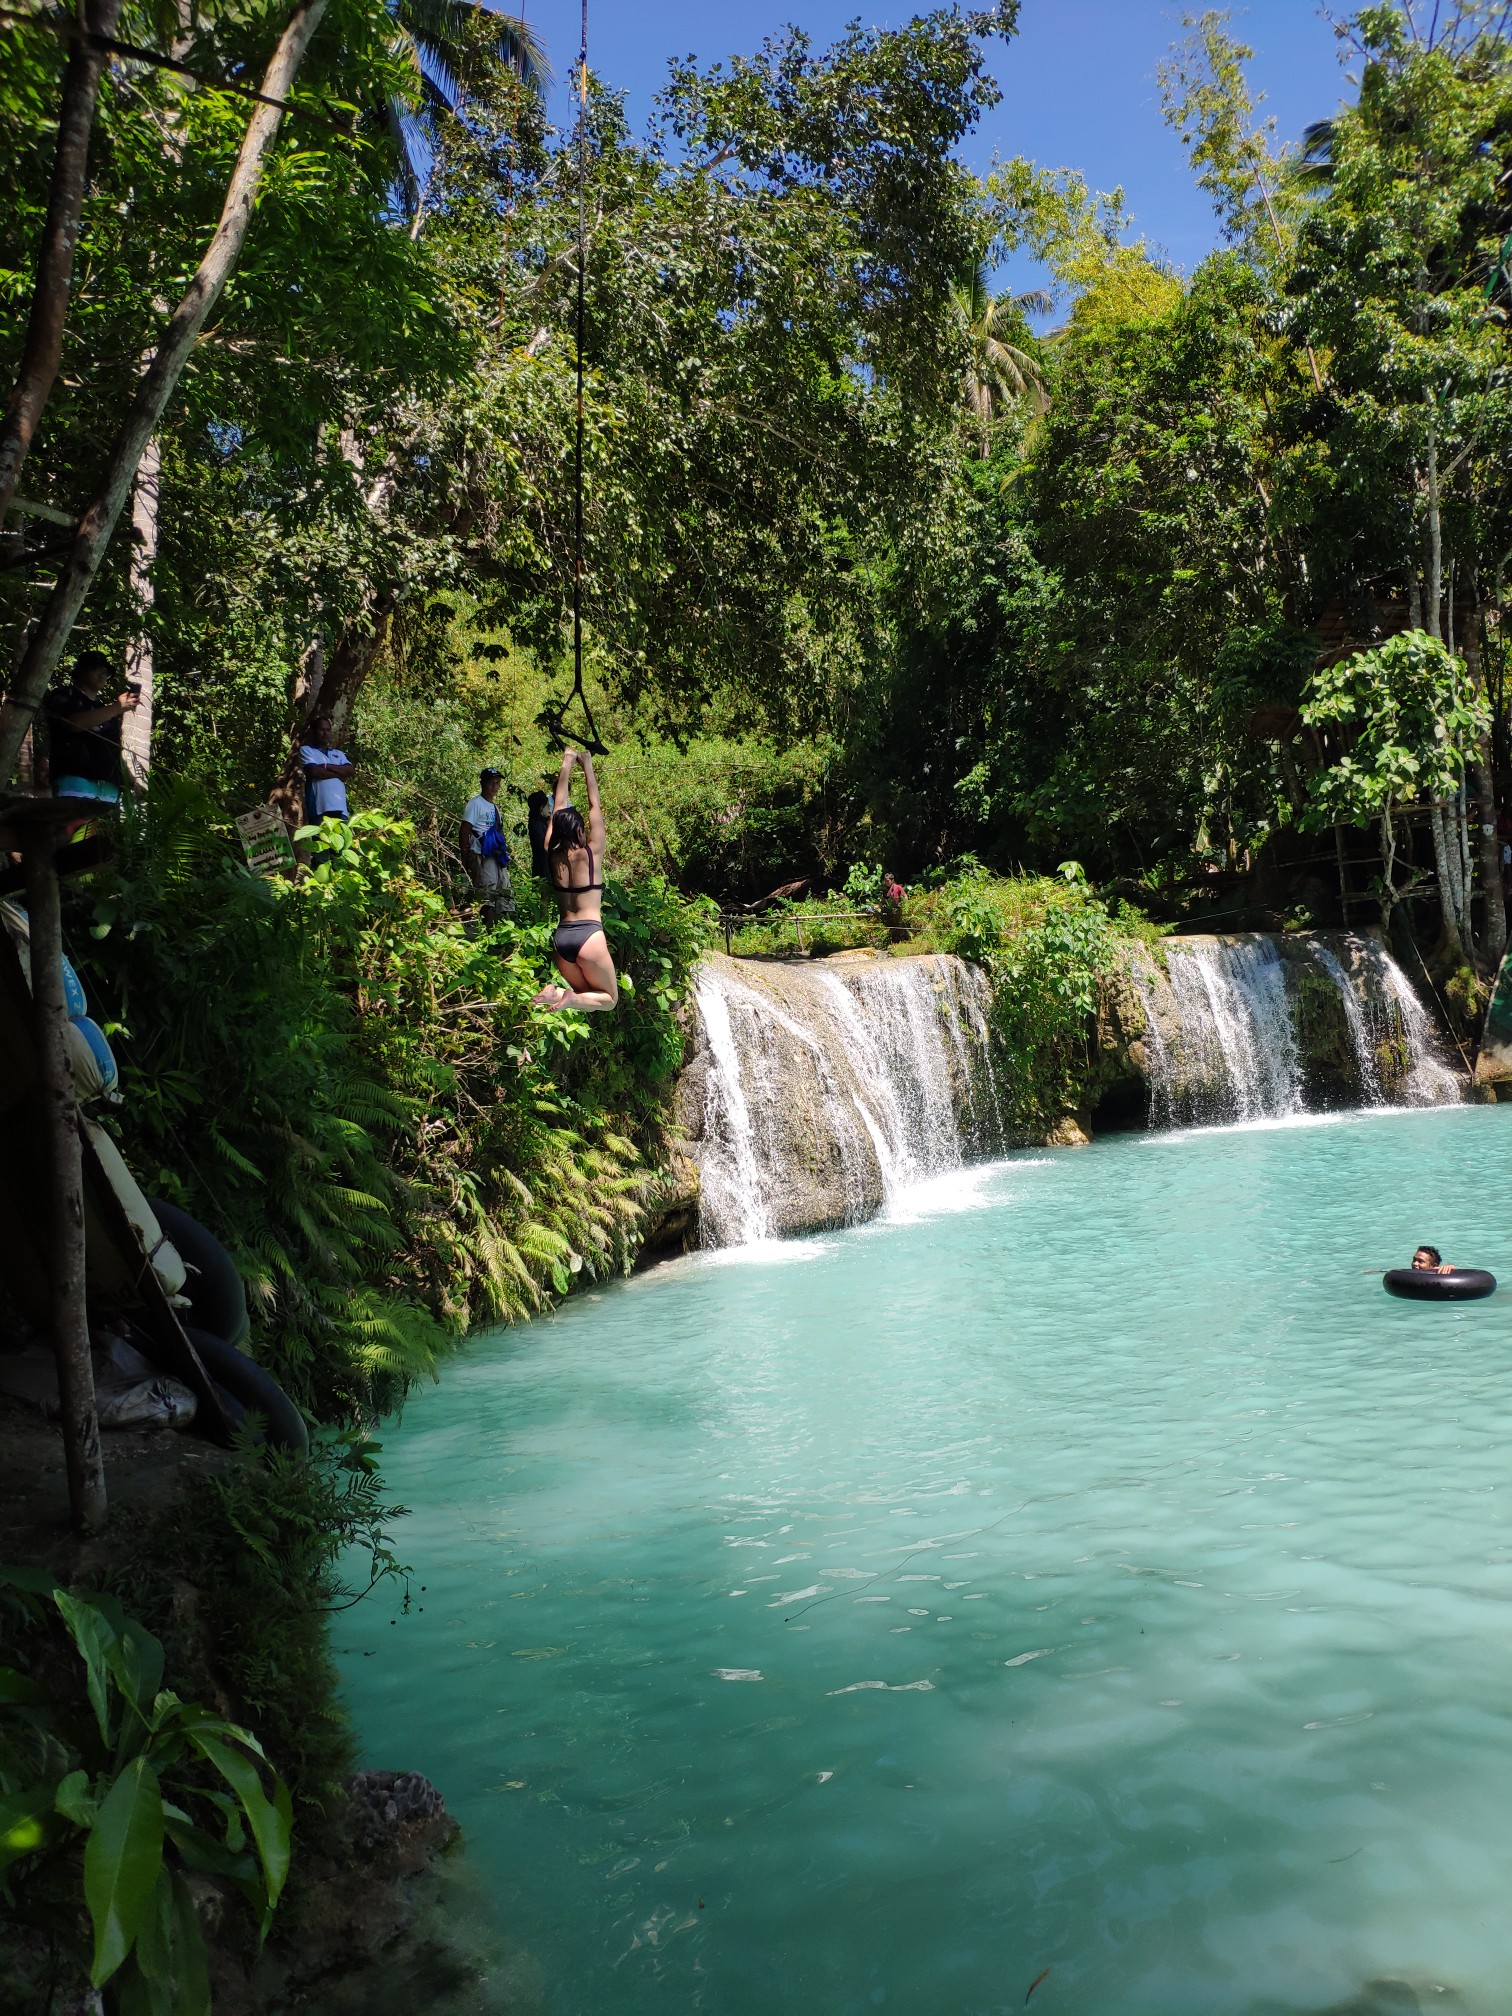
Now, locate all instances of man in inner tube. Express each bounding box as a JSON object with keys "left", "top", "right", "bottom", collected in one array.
[{"left": 1411, "top": 1245, "right": 1454, "bottom": 1275}]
